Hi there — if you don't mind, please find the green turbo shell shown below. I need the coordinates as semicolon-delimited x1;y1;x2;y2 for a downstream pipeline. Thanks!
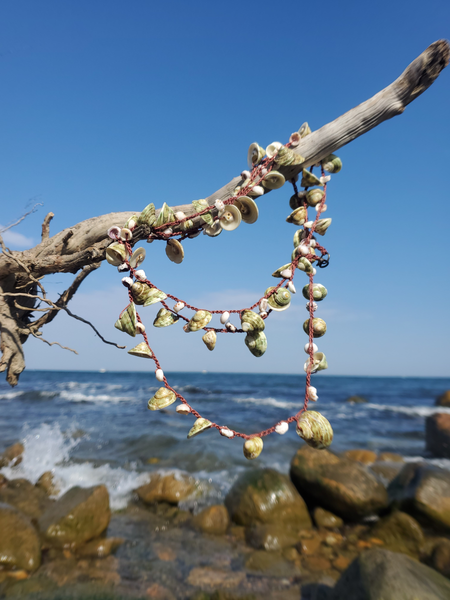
131;282;151;305
143;288;167;307
286;206;307;225
296;411;333;449
124;214;139;229
275;146;305;167
245;331;267;357
243;437;263;460
322;154;342;174
153;308;179;328
187;417;212;439
289;192;307;211
138;203;156;226
114;303;137;337
302;284;328;302
154;203;175;228
272;264;292;278
247;143;265;168
262;171;285;190
148;387;177;411
306;189;325;207
294;257;313;274
303;318;327;338
241;310;265;333
233;196;259;224
299;122;311;137
301;169;323;188
315;218;332;236
105;242;129;266
293;230;307;247
128;342;153;359
265;287;291;312
186;310;212;332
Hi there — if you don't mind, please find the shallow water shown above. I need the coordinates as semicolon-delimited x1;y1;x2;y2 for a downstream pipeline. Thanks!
1;370;449;509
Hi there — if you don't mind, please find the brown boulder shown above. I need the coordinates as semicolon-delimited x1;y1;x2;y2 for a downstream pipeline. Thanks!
38;485;111;548
426;413;450;458
0;442;24;467
436;390;450;407
36;471;60;497
192;504;229;535
370;461;404;484
75;537;124;558
225;468;312;529
378;452;404;463
431;539;450;578
388;462;450;531
136;473;196;505
0;502;41;572
313;507;343;529
0;478;51;519
290;446;388;521
369;511;424;558
343;449;377;465
245;523;300;551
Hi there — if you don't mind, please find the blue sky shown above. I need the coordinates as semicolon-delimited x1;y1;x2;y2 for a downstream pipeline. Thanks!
1;1;449;377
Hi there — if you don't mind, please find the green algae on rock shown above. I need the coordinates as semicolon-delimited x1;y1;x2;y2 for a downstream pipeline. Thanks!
0;502;41;572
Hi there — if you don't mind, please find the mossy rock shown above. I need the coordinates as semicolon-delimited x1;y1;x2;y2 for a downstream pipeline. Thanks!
136;473;196;505
192;505;230;535
0;478;51;520
369;511;424;558
0;502;41;572
245;523;300;551
436;390;450;407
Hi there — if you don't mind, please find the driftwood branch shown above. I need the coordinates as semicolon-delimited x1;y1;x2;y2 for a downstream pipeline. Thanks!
0;40;448;386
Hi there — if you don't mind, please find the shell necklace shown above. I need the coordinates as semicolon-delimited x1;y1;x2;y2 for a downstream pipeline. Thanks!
105;130;340;460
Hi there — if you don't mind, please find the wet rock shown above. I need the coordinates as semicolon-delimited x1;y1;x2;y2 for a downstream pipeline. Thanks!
332;548;450;600
369;511;424;557
245;550;301;578
38;485;111;548
344;395;367;404
290;446;388;521
343;449;377;465
0;473;7;487
369;461;403;484
426;413;450;458
436;390;450;407
0;442;24;467
298;535;321;555
0;502;41;572
187;567;246;588
75;537;124;558
388;462;450;531
36;471;60;497
0;478;51;519
245;523;300;551
333;555;351;572
303;555;332;572
192;505;230;535
136;473;196;505
431;539;450;578
378;452;404;463
146;582;176;599
314;507;343;529
225;468;312;529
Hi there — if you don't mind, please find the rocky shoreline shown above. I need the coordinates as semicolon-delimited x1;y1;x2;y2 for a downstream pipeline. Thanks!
1;391;450;599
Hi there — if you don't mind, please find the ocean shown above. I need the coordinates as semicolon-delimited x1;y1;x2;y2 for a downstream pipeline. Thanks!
1;371;449;511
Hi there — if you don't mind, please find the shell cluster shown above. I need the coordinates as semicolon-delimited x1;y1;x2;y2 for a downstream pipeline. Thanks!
105;135;341;460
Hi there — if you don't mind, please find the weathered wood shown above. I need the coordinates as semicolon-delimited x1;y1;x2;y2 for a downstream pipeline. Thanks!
0;40;448;386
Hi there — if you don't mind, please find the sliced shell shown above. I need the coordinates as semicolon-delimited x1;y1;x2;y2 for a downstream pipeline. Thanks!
314;218;332;236
262;170;285;190
219;205;242;231
232;196;259;224
129;247;146;269
243;437;263;460
296;411;333;449
106;242;129;266
143;287;167;307
304;352;328;374
303;318;327;338
289;132;301;147
202;330;217;351
302;284;328;302
120;228;133;241
286;206;307;225
187;417;212;439
301;169;323;188
247;143;265;168
321;154;342;174
166;239;184;264
128;342;153;359
298;122;311;137
306;189;325;207
272;264;292;278
148;387;177;411
204;221;223;237
138;203;156;226
240;310;265;333
245;331;267;357
114;303;137;337
186;310;212;332
265;287;291;312
275;146;304;167
265;142;282;158
153;308;179;328
154;203;175;228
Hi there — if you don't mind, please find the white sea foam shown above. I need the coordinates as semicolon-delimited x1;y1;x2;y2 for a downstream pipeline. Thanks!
59;391;135;403
366;403;450;418
233;396;298;410
0;423;150;510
